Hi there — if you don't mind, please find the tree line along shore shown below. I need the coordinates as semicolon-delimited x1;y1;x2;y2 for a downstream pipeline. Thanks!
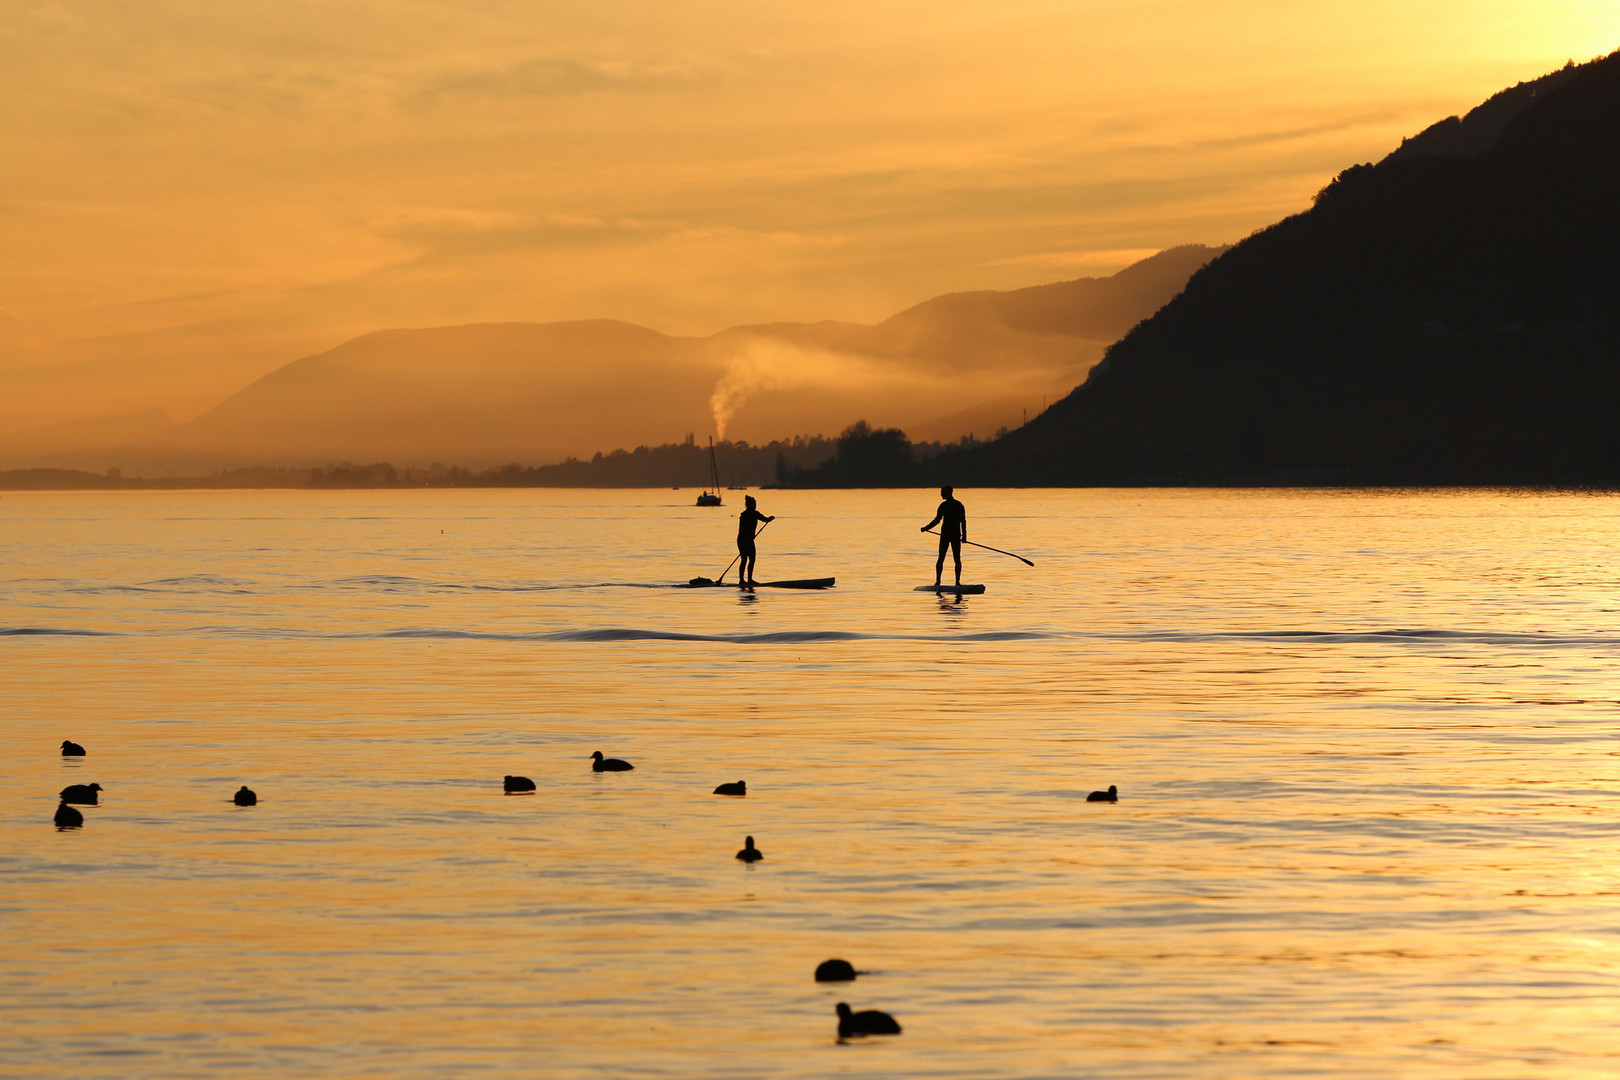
0;425;1008;491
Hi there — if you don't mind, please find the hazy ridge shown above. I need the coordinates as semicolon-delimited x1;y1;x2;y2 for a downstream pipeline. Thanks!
0;247;1222;476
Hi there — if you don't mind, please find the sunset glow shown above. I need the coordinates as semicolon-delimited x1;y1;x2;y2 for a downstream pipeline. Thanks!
7;6;1620;1071
1;1;1615;435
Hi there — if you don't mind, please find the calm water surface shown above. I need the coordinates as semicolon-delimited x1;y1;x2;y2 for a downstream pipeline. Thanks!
5;488;1620;1078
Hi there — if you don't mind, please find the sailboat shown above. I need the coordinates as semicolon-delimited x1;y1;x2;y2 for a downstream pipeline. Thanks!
696;438;723;506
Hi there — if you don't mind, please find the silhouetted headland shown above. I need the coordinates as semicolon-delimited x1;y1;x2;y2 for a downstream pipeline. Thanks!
942;50;1620;486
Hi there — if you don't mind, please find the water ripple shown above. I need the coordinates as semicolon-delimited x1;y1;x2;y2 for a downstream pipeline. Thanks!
0;626;115;636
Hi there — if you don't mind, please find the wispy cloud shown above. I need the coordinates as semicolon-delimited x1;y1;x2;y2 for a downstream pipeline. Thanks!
364;207;561;234
363;208;847;267
412;56;700;106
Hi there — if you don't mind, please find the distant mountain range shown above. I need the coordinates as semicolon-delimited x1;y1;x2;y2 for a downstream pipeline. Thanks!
957;50;1620;485
0;246;1223;475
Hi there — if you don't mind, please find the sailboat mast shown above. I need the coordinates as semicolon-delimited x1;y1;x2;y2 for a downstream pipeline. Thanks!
695;437;723;505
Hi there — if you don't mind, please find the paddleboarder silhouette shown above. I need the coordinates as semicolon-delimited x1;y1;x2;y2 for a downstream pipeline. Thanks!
921;486;966;587
737;496;775;586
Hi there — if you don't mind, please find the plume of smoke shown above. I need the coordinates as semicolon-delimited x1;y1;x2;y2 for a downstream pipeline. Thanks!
709;337;883;438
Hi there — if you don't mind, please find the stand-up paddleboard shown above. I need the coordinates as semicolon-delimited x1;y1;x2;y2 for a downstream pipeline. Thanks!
681;577;836;589
916;583;985;594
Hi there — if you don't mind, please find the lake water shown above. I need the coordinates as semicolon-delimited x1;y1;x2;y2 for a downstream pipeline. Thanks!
5;487;1620;1078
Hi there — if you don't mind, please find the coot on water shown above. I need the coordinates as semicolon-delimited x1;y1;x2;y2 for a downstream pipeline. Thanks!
590;751;634;772
836;1002;901;1038
815;959;857;982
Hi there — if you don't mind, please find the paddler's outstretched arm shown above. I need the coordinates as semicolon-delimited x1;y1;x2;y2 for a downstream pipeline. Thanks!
920;508;943;532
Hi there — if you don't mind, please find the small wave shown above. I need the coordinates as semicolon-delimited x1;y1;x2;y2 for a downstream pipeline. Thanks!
1126;628;1620;648
325;575;425;588
1;627;115;637
69;574;258;595
376;626;1054;644
9;618;1616;650
79;584;254;596
318;575;668;593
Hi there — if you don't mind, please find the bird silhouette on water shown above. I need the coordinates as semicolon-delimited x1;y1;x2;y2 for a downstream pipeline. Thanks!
713;781;746;796
736;836;763;862
836;1002;901;1038
60;783;102;805
60;740;86;757
54;802;83;828
1086;785;1118;803
234;786;258;806
504;775;536;792
591;751;634;772
815;959;857;982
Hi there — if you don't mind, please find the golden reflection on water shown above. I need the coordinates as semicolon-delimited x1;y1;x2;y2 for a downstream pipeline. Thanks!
6;489;1620;1077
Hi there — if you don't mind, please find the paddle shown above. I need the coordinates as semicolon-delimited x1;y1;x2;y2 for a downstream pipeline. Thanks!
924;528;1034;567
689;519;773;585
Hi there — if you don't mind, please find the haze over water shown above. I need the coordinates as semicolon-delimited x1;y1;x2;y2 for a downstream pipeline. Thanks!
6;487;1620;1078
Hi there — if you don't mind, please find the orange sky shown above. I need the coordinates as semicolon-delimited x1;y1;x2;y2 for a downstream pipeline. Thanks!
1;0;1615;435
